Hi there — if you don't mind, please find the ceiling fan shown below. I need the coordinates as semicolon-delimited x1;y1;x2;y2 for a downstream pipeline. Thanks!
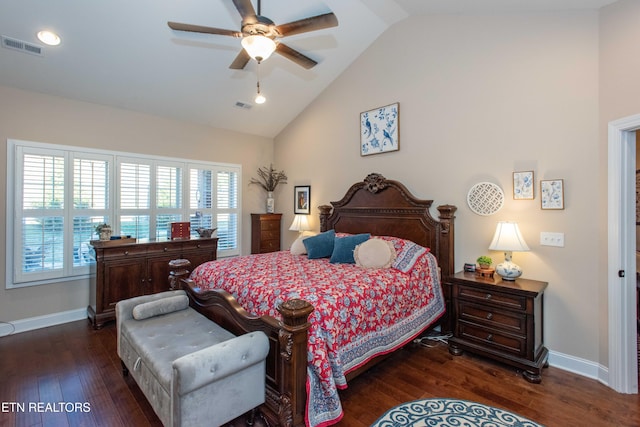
168;0;339;70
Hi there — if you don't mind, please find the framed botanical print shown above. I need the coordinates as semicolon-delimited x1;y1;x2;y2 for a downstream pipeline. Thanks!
541;179;564;210
294;185;311;215
513;171;534;200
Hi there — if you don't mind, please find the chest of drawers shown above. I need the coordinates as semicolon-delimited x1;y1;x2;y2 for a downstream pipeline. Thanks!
88;237;218;329
447;271;548;383
251;213;282;254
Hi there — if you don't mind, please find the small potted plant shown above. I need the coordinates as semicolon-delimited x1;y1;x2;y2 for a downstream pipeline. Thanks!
476;255;492;270
95;223;112;241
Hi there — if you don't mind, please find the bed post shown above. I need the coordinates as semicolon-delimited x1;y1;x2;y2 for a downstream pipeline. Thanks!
318;205;332;232
436;204;457;280
275;300;314;427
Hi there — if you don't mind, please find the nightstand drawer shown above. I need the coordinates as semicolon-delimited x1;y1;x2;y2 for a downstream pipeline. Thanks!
458;301;526;334
458;285;527;312
458;321;526;357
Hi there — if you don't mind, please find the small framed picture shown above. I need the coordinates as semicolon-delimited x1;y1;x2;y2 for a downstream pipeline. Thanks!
360;102;399;156
294;185;311;215
513;171;534;200
541;179;564;210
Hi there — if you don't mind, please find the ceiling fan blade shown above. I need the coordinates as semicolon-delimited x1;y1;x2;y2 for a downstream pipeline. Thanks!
276;43;317;69
168;21;241;37
232;0;257;20
276;12;338;37
229;49;251;70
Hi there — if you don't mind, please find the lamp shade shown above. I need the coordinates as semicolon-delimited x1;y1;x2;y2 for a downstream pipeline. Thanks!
289;215;311;233
488;221;529;281
488;221;530;252
241;35;276;62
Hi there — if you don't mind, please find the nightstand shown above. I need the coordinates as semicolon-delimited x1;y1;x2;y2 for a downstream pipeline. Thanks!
447;271;548;383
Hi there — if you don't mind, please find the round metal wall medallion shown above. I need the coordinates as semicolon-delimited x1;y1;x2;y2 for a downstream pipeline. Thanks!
467;182;505;216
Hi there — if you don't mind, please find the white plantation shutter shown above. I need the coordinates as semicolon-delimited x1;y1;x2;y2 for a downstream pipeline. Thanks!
155;164;183;239
8;140;241;288
216;170;239;253
17;150;66;282
119;161;151;239
188;166;240;256
72;156;111;269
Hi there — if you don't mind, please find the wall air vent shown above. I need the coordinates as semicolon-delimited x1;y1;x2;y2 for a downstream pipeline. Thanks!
1;35;43;56
234;101;253;110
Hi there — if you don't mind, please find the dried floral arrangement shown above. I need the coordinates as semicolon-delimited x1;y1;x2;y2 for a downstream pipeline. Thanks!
249;164;288;192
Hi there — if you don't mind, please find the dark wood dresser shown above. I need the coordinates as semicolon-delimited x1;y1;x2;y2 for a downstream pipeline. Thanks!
251;213;282;254
88;237;218;329
447;271;548;383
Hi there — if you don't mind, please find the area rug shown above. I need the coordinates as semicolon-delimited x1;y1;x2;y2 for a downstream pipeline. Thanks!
371;398;543;427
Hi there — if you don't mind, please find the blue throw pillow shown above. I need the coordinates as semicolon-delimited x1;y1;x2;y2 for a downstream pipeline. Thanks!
303;230;336;259
330;233;371;264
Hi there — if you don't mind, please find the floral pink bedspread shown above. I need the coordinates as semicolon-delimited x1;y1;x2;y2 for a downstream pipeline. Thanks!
189;237;445;427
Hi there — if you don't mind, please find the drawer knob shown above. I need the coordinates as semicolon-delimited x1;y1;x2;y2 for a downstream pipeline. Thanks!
486;313;493;320
486;334;493;341
164;247;168;252
485;293;492;300
197;244;201;248
124;251;129;256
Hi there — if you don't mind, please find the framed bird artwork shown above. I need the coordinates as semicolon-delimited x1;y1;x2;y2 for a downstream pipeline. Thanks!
360;102;399;156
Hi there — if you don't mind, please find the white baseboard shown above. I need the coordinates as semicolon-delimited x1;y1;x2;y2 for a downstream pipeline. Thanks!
548;349;607;384
0;308;87;337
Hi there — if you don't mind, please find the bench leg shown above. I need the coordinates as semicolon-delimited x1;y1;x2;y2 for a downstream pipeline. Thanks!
121;360;129;377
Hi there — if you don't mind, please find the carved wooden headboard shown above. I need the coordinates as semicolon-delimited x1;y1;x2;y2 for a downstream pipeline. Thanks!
318;173;457;279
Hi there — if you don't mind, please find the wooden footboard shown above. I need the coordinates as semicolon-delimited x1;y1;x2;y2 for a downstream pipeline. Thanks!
172;266;313;427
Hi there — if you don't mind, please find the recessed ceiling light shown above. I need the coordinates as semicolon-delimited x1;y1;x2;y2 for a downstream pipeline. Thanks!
36;30;61;46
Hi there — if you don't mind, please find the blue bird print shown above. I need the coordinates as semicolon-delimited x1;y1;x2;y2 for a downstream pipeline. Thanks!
382;127;395;147
362;116;372;138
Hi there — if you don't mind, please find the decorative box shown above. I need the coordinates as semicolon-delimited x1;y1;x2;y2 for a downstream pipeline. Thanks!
170;222;191;240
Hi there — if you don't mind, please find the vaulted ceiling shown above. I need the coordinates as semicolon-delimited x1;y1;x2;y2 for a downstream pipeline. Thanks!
0;0;616;138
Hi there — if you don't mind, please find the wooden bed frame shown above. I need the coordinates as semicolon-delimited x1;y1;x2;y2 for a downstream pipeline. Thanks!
169;173;456;427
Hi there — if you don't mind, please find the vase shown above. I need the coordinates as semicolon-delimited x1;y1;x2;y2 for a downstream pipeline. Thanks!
266;191;275;213
99;227;112;241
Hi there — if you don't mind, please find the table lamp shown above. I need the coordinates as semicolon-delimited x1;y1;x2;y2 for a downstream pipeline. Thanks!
289;214;311;236
488;221;530;281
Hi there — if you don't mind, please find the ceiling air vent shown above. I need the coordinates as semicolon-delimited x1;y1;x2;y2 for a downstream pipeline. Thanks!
1;35;43;56
234;101;253;110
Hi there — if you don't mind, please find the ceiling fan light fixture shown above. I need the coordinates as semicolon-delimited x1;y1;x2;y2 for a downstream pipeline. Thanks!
241;35;276;62
255;78;266;104
255;92;266;104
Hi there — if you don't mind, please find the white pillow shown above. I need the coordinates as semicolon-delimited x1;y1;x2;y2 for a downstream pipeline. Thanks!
290;232;318;256
354;238;397;269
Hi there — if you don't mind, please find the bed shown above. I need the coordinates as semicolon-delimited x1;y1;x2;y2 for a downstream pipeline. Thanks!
170;173;457;427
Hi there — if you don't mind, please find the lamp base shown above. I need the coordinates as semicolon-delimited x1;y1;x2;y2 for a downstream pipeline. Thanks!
495;260;522;281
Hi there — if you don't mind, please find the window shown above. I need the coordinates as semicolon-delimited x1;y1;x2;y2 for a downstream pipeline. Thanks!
7;139;241;288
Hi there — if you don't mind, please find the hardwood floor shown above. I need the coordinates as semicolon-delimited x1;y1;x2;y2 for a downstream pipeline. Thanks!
0;320;638;427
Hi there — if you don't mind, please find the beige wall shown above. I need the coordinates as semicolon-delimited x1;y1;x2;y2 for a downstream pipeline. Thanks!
599;0;640;367
275;12;601;362
0;85;273;323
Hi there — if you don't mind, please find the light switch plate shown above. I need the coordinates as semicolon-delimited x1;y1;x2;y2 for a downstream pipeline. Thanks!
540;232;564;247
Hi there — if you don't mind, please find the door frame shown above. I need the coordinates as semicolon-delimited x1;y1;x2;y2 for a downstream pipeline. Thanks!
607;113;638;393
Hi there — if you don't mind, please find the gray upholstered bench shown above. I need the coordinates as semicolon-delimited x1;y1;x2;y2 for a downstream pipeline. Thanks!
116;290;269;427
